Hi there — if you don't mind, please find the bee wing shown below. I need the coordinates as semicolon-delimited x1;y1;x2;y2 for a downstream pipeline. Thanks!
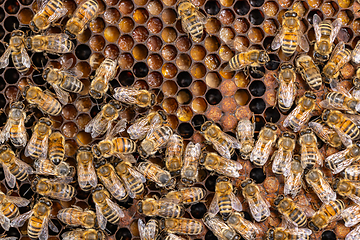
283;104;301;128
271;27;284;50
15;157;34;175
51;83;69;105
330;41;345;61
313;14;322;43
106;118;127;139
128;166;146;183
298;32;310;52
117;153;137;164
284;171;302;198
10;209;33;227
95;204;107;230
138;219;146;240
325;149;349;174
101;172;127;200
248;194;270;222
0;47;11;69
210;138;232;159
78;161;98;189
38;215;50;240
106;198;125;218
20;47;31;69
0;119;11;144
5;195;30;207
230;192;242;212
3;164;16;188
16;117;27;147
219;159;242;177
209;193;220;215
48;7;68;23
48;219;59;233
0;210;10;231
195;8;207;24
330;18;342;43
85;112;103;138
333;127;353;147
281;82;296;108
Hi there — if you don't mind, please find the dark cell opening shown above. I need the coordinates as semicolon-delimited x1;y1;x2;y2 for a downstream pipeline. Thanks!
234;0;250;16
32;52;48;68
249;10;264;25
119;71;135;86
263;36;275;52
5;228;19;238
191;203;207;219
307;10;323;24
254;116;265;131
250;66;265;78
177;71;192;87
32;70;46;85
205;228;218;240
206;89;222;105
76;186;89;200
178;122;194;138
250;168;266;183
205;175;217;192
205;1;220;15
5;68;19;84
0;77;5;91
249;0;264;7
116;228;132;240
249;81;266;97
192;114;207;130
19;0;32;5
133;62;149;78
110;79;121;89
75;44;92;60
0;8;5;21
265;107;280;123
249;98;266;114
19;183;34;199
105;222;119;236
321;230;336;240
5;0;20;14
0;25;5;40
90;106;101;118
266;54;280;70
4;17;19;32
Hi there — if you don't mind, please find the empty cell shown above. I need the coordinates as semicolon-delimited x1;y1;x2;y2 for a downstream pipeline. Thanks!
234;0;250;15
264;107;280;123
133;62;149;78
4;16;19;31
75;44;91;60
191;203;207;219
178;122;194;138
249;81;266;97
249;98;266;114
205;89;222;105
250;168;266;183
249;9;264;25
5;68;20;84
119;71;135;86
322;230;336;240
32;52;48;68
5;0;20;14
177;71;192;87
205;0;220;15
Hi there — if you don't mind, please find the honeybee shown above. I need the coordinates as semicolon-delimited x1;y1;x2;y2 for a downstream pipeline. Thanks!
209;177;242;220
241;178;270;222
223;49;270;73
76;146;98;191
271;9;309;55
25;34;74;54
0;102;27;147
61;229;106;240
226;212;261;240
161;218;204;235
334;178;360;204
323;42;351;84
164;234;187;240
271;132;296;175
236;117;255;159
325;143;360;174
85;100;122;138
92;185;125;230
295;54;322;91
201;121;241;159
283;91;316;132
165;134;184;175
89;58;117;99
57;206;96;228
313;14;342;62
0;30;30;74
305;168;336;204
127;111;168;140
200;152;243;178
137;161;176;188
30;0;68;32
0;144;33;188
308;199;345;232
352;40;360;64
138;125;173;158
32;177;76;201
165;187;206;204
65;0;99;38
275;63;297;113
0;190;30;231
321;91;360;115
308;119;342;149
177;0;206;43
352;68;360;100
299;128;322;169
138;219;159;240
341;204;360;227
137;197;184;218
25;117;52;159
10;198;59;240
250;123;279;167
115;160;146;199
22;86;62;116
34;158;75;180
48;132;65;165
265;227;312;240
202;213;240;240
181;142;201;185
95;160;127;201
283;156;303;198
343;165;360;181
113;87;156;108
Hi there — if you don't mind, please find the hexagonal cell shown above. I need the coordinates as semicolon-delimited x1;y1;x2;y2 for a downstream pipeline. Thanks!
234;0;250;16
192;98;207;113
178;122;194;138
162;81;178;96
250;168;266;183
162;63;178;79
205;54;220;70
338;0;351;8
249;98;266;114
119;0;134;14
190;45;206;61
338;10;354;26
321;1;338;17
263;19;278;35
264;107;280;123
338;27;354;43
5;0;20;14
266;54;280;70
75;44;91;60
205;0;220;15
177;71;193;88
176;53;192;70
104;8;121;24
147;17;163;34
250;66;265;79
249;81;266;97
248;27;264;44
205;89;222;105
254;115;265;131
263;1;278;17
133;44;148;60
5;68;20;84
219;27;235;44
234;89;250;106
147;0;163;15
176;89;193;105
162;45;177;61
249;9;264;25
133;62;149;78
119;71;135;86
119;17;135;33
161;27;177;43
147;71;163;87
191;203;207;219
177;106;193;122
4;16;19;32
116;228;131;240
162;97;178;113
147;36;163;52
322;230;336;240
191;63;207;79
133;8;149;24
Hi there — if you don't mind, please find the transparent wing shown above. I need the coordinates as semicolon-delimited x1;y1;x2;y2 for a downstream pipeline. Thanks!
1;237;18;240
85;112;103;138
248;194;270;222
128;166;146;183
95;203;107;230
100;172;127;200
298;33;310;52
283;104;301;128
325;149;350;174
330;41;345;62
5;195;30;207
215;158;242;177
38;215;49;240
330;19;342;43
106;198;125;218
106;118;127;139
0;120;11;144
0;210;10;231
271;28;283;50
15;117;27;147
20;47;31;69
10;210;33;227
0;48;11;69
138;219;146;240
230;192;242;212
40;134;49;159
313;14;321;43
14;157;34;174
145;220;159;240
48;219;59;233
209;193;220;215
195;9;207;24
48;7;68;23
333;127;353;147
51;83;69;105
3;164;16;188
117;153;137;164
210;138;232;159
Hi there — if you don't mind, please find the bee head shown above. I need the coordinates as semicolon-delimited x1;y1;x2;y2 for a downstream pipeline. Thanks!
158;110;168;121
314;50;329;62
300;128;312;136
150;92;156;106
39;117;53;127
199;153;207;164
322;109;330;122
79;145;92;152
354;77;360;89
280;63;293;70
89;89;102;99
181;177;194;185
42;67;52;80
217;176;229;183
92;145;102;158
92;184;104;194
266;228;275;240
274;195;285;206
265;123;278;131
305;91;316;100
241;178;253;188
0;145;8;154
22;86;30;98
258;51;270;64
39;197;52;207
137;145;148;158
333;178;341;191
284;11;297;18
64;30;76;39
136;200;144;213
109;100;122;110
10;101;25;110
29;21;40;33
201;121;213;132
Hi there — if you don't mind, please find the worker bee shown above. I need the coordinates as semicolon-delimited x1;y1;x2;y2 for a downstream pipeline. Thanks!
334;178;360;204
274;63;297;113
283;91;317;132
226;212;261;240
48;132;65;165
61;229;106;240
113;87;156;108
137;197;184;218
92;184;125;230
250;123;279;167
137;161;176;188
10;198;59;240
165;187;206;205
325;143;360;174
65;0;99;38
271;132;296;175
241;178;270;222
115;160;146;199
25;117;52;159
177;0;206;43
95;160;127;201
223;49;270;73
0;102;27;147
161;218;204;235
236;117;255;159
341;204;360;227
201;121;241;159
22;85;62;116
209;176;242;220
321;91;360;115
181;142;201;185
309;119;342;149
76;146;98;191
313;14;342;62
127;111;168;140
283;156;303;198
165;134;184;175
57;206;96;228
203;213;240;240
138;125;173;158
295;54;322;91
323;42;351;84
305;168;336;204
85;100;122;138
89;58;117;99
200;152;243;178
343;165;360;181
32;177;76;201
265;227;312;240
271;9;309;55
308;199;345;232
0;144;33;188
34;158;75;180
299;128;322;169
30;0;68;32
138;219;160;240
25;34;74;54
352;40;360;64
322;109;360;147
0;30;30;74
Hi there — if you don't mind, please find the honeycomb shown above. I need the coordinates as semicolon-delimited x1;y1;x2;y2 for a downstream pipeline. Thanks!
0;0;360;238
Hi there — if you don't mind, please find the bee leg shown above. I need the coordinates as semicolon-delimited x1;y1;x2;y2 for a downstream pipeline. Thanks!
25;112;35;123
